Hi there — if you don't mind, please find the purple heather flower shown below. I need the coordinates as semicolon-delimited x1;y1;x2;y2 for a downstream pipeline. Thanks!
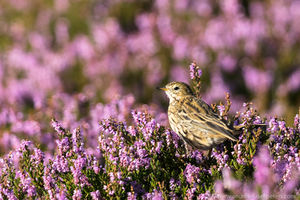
63;99;77;126
285;69;300;92
197;69;202;78
53;155;69;173
278;121;287;132
109;172;115;182
72;128;84;154
56;189;68;200
0;108;17;126
73;36;94;60
222;168;241;191
155;141;163;154
186;184;197;200
142;119;158;141
0;132;20;152
189;62;202;80
217;105;225;116
71;166;89;186
234;144;246;165
282;161;298;183
253;146;275;186
92;159;100;174
212;150;229;170
173;36;188;60
131;111;147;126
170;65;189;83
242;184;257;200
51;119;66;137
189;150;204;164
90;95;134;124
134;140;147;158
218;54;237;72
197;191;211;200
243;65;272;93
72;189;82;200
11;120;41;136
184;164;200;184
146;190;164;200
16;170;36;197
74;156;87;170
137;148;147;158
108;189;115;195
56;137;70;156
253;116;263;125
221;0;240;15
91;190;101;200
282;174;300;195
214;181;224;195
145;60;163;86
272;157;287;180
1;188;18;200
18;140;32;152
119;149;131;168
129;157;151;171
127;192;137;200
165;130;180;148
239;106;255;122
268;117;279;133
169;178;176;191
31;148;45;165
43;166;55;191
127;126;137;136
71;156;90;186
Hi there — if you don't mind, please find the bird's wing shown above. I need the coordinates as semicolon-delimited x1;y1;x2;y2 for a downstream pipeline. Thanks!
178;97;237;142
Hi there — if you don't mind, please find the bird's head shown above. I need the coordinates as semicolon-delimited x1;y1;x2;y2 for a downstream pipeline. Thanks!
159;82;194;101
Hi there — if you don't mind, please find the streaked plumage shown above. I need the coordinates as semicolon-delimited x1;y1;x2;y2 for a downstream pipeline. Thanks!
160;82;237;150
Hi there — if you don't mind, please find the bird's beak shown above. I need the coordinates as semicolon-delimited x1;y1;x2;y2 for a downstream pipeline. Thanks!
157;87;168;91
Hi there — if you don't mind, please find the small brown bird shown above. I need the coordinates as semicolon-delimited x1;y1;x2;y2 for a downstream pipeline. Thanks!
160;82;237;151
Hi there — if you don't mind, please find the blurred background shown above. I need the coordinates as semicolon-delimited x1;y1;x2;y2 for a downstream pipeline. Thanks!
0;0;299;154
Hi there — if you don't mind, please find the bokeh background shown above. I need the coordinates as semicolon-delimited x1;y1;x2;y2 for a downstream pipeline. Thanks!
0;0;299;155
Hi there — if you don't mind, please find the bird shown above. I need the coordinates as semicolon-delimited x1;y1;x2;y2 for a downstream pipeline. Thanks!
159;81;237;151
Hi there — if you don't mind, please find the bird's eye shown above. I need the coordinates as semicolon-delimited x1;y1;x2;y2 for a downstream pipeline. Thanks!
174;86;179;90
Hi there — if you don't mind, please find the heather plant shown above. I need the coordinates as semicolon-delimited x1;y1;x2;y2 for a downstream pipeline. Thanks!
1;92;299;199
0;0;300;199
0;0;299;122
